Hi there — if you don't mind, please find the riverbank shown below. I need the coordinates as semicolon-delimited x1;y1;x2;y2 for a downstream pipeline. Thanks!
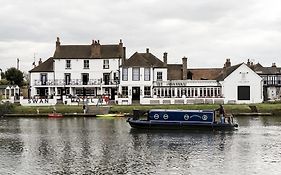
1;103;281;116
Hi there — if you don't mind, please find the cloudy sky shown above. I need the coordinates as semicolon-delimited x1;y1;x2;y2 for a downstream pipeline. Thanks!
1;0;281;72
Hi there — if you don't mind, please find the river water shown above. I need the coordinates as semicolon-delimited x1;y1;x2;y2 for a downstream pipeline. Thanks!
0;116;281;175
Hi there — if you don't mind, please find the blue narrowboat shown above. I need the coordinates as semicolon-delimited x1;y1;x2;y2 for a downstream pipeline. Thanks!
127;109;238;130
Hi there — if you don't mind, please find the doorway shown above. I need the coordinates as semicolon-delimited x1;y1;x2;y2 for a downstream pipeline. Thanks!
132;87;140;101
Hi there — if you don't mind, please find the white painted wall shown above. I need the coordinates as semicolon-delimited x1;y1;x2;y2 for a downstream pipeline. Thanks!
119;67;168;99
54;58;120;80
222;64;263;104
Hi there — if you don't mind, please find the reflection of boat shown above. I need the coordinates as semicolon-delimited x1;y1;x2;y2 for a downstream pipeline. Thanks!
127;109;238;130
96;113;125;118
96;114;117;118
48;113;63;118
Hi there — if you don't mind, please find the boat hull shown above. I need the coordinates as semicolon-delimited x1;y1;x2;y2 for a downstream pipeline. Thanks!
127;118;238;131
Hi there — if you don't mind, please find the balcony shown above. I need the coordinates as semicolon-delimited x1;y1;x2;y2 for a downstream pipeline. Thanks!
33;79;119;86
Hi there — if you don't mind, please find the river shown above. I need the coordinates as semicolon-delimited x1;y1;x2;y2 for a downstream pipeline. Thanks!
0;116;281;175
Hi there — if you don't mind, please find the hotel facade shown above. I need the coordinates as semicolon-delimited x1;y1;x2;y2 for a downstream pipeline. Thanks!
27;38;281;106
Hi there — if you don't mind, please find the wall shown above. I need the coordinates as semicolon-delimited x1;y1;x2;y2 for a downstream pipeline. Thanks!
54;58;120;80
222;64;263;104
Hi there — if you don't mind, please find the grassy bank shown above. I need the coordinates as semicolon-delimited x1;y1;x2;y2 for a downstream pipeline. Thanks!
2;103;280;116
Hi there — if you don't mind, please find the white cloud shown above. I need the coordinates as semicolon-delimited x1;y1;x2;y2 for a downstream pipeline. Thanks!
0;0;281;72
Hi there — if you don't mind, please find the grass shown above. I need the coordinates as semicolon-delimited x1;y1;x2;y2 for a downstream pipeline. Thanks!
6;103;281;116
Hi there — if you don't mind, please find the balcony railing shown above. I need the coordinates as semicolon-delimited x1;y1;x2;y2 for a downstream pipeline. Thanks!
153;80;220;87
34;79;119;86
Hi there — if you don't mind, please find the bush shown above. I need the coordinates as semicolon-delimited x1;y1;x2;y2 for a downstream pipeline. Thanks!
0;103;15;116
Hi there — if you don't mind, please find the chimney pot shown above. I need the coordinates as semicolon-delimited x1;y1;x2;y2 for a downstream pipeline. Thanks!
272;63;276;67
56;37;60;48
146;48;149;53
163;52;168;64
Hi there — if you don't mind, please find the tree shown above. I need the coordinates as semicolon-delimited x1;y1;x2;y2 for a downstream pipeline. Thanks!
5;67;24;86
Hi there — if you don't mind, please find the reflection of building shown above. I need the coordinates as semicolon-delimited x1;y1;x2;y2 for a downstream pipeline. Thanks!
249;61;281;101
29;37;125;102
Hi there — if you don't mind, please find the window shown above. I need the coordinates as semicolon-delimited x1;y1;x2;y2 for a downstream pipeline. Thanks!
277;75;281;85
157;72;162;81
66;60;71;69
122;68;128;81
84;60;89;69
65;73;71;85
103;60;109;69
144;68;150;81
40;73;47;85
238;86;250;100
144;86;151;96
122;86;128;96
132;67;140;81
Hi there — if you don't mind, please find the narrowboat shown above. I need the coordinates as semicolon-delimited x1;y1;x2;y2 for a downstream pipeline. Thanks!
127;109;238;130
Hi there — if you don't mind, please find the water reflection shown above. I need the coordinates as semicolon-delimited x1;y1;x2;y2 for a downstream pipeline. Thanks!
0;116;280;175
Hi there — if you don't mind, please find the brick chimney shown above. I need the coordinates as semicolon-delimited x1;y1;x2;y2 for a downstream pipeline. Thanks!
146;48;149;53
163;52;167;65
91;39;101;58
182;57;188;80
38;58;42;65
118;39;126;64
56;37;60;48
224;59;231;68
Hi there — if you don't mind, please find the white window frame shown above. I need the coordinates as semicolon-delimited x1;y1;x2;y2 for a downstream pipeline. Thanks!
144;68;150;81
66;60;71;69
122;68;128;81
103;60;109;69
84;60;89;69
132;67;140;81
157;72;162;81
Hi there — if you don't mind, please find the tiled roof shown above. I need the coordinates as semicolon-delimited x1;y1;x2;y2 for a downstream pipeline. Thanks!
251;63;281;74
189;68;223;80
54;45;91;58
53;44;122;59
167;64;223;80
167;64;182;80
216;63;243;81
29;57;54;72
122;52;166;67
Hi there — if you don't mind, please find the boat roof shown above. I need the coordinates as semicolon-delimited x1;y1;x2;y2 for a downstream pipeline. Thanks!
149;109;214;113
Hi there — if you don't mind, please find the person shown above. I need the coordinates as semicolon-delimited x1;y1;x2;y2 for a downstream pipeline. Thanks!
53;106;56;113
216;104;225;124
83;105;86;114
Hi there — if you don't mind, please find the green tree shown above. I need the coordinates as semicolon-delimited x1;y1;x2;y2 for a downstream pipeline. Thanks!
5;67;24;86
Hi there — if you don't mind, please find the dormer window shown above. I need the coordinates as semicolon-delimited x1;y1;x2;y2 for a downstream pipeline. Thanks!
66;60;71;69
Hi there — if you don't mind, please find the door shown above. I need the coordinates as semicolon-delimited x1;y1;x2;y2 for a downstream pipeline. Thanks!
132;87;140;101
103;73;110;85
82;73;89;85
65;73;71;85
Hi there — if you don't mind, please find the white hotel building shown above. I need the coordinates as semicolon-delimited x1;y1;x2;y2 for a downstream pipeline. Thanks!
29;38;125;104
28;38;263;105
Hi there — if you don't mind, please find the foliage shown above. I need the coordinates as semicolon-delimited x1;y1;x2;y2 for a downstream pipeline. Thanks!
0;103;15;116
5;67;24;86
0;79;9;85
